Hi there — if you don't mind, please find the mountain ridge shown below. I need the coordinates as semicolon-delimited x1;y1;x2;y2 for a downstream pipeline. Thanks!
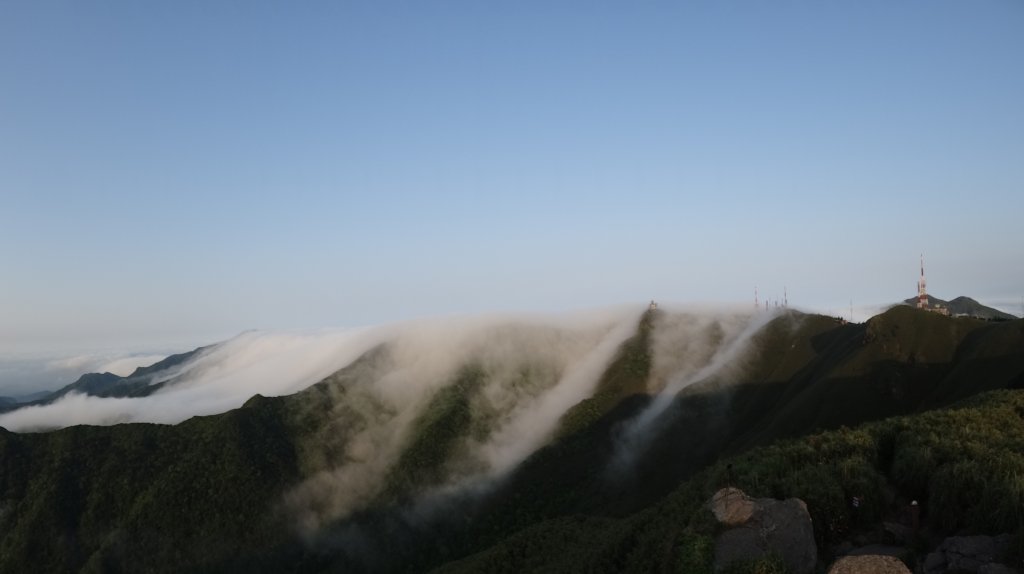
899;294;1017;320
0;346;210;415
0;307;1022;572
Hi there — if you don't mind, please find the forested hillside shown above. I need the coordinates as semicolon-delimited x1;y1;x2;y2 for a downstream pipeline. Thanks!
1;307;1021;573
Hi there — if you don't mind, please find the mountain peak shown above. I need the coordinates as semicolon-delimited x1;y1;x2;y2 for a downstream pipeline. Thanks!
899;294;1017;320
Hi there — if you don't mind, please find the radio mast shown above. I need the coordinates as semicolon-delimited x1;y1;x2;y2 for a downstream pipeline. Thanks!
917;254;928;309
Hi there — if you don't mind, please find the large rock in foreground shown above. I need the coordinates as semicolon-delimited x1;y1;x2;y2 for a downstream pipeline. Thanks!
708;487;817;574
923;534;1019;574
828;555;911;574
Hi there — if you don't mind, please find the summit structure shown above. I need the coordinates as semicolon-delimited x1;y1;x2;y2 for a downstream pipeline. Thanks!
913;255;950;316
900;255;1016;320
917;255;928;309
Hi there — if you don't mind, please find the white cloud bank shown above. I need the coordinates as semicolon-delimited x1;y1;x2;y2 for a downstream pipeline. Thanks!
0;304;780;534
0;307;645;434
0;328;389;431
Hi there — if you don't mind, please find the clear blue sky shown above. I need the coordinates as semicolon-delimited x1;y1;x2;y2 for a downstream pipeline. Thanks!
2;1;1023;352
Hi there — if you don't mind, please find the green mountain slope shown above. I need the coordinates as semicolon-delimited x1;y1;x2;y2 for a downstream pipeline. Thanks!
437;388;1024;574
285;308;1024;573
0;396;301;573
0;309;1022;573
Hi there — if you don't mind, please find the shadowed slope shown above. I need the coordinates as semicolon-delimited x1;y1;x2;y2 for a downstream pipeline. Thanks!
436;389;1024;574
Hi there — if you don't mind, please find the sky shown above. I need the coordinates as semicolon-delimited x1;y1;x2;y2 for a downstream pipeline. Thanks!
2;1;1023;366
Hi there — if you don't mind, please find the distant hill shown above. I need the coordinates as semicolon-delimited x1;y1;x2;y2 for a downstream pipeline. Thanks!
900;294;1017;320
0;391;52;407
0;346;210;415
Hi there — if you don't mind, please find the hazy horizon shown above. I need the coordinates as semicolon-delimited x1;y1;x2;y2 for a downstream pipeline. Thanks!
1;294;1019;398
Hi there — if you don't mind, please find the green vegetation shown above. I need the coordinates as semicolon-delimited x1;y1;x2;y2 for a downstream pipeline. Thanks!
556;310;654;438
383;365;486;498
0;398;302;573
437;389;1024;574
0;310;1021;573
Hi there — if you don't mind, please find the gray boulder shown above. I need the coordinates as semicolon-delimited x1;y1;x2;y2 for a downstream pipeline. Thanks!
923;534;1019;574
708;487;817;574
828;554;911;574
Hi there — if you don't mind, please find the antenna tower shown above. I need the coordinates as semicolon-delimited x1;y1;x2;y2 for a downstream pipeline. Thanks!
917;254;928;309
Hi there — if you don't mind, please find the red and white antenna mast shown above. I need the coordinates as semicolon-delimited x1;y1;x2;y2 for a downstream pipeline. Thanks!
917;254;928;309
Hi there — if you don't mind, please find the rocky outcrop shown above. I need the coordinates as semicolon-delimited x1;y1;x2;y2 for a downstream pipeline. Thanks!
828;554;911;574
923;534;1019;574
708;487;817;574
710;487;756;526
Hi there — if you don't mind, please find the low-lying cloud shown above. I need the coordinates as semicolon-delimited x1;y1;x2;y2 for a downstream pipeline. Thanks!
0;304;786;539
281;306;641;534
0;307;641;438
0;328;390;431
